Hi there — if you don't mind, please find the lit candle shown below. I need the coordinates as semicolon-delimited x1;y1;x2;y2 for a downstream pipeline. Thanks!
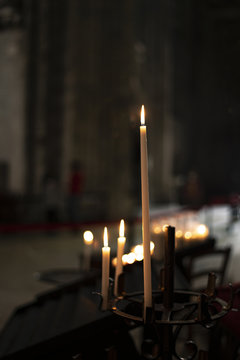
114;219;126;296
83;230;93;271
140;105;152;315
196;224;209;240
101;227;110;310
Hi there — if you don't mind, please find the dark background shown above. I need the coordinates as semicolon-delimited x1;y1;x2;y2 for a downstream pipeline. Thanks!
0;0;240;224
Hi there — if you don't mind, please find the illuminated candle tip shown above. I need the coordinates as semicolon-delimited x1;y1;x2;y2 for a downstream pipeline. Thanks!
140;105;145;125
83;230;94;244
119;219;125;237
103;227;108;247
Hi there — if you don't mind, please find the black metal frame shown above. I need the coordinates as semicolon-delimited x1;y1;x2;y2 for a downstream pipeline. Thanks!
98;226;237;359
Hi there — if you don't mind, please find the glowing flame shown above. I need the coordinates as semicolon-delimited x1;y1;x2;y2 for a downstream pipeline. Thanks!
150;241;155;255
112;257;117;267
140;105;145;125
196;224;208;237
176;230;183;238
162;224;169;232
121;252;137;265
83;230;94;245
103;227;108;247
153;225;161;234
119;219;125;237
184;231;192;240
122;254;129;266
133;244;144;261
126;252;136;264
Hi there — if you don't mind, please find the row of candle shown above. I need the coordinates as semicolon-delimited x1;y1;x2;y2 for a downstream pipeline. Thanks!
82;105;152;314
83;106;209;317
83;221;147;308
102;106;152;314
101;220;126;309
82;219;208;275
83;224;126;306
152;220;209;241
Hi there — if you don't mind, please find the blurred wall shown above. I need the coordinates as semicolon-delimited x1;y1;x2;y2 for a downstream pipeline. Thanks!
2;0;239;222
0;30;25;193
23;0;177;221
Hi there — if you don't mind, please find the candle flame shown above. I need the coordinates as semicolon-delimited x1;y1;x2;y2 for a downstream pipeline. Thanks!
184;231;192;240
122;254;129;266
140;105;145;125
103;227;108;247
83;230;94;245
119;219;125;237
176;230;183;238
126;252;136;264
162;224;169;232
112;257;117;267
196;224;208;237
122;252;136;265
132;244;144;261
153;225;161;234
150;241;155;255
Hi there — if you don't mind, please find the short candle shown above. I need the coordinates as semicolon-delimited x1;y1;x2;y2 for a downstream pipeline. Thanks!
114;219;126;296
101;227;110;310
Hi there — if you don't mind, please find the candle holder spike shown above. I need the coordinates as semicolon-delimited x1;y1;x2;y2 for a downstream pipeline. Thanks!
116;272;125;297
159;268;165;291
205;272;216;297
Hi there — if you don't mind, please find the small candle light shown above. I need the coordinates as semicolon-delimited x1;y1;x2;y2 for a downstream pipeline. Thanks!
196;224;209;240
176;230;183;239
151;223;164;261
150;241;155;255
101;227;110;310
153;224;161;234
140;105;152;317
83;230;94;245
112;257;117;267
133;244;144;261
83;230;93;270
114;219;126;296
184;231;192;241
122;253;129;266
126;252;136;264
175;229;184;249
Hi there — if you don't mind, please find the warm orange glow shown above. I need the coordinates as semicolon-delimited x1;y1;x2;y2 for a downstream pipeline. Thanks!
153;225;161;234
150;241;155;255
83;230;94;245
176;230;183;238
132;244;144;261
119;219;125;237
196;224;209;237
112;257;117;267
103;227;108;247
162;224;169;232
126;252;136;264
122;254;129;266
140;105;145;125
184;231;192;240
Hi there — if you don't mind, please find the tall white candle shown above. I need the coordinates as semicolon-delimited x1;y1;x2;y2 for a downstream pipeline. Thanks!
140;105;152;315
114;219;126;296
101;227;110;310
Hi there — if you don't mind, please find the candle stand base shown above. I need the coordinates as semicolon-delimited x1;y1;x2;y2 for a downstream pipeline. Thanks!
111;288;232;326
97;226;239;359
96;278;236;359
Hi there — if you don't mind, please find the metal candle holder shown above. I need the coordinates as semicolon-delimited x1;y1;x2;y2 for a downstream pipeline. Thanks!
98;226;235;359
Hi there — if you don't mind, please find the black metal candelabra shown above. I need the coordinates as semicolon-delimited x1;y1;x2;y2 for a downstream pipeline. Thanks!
98;226;236;360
